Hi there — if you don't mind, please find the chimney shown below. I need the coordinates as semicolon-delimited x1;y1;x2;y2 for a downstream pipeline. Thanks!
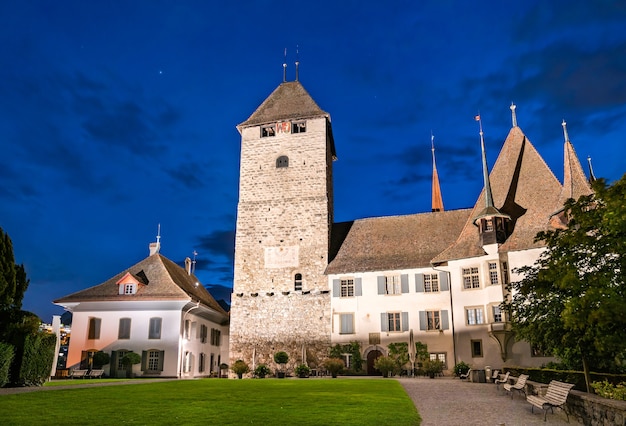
149;242;160;256
185;257;192;275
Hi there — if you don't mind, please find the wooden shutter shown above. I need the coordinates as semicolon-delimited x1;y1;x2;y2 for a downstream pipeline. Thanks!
340;314;353;334
401;312;409;331
332;279;340;297
415;274;425;292
439;272;449;291
141;351;147;371
419;311;427;330
380;313;388;332
401;274;409;293
377;276;386;294
158;351;165;371
441;310;449;330
355;278;362;296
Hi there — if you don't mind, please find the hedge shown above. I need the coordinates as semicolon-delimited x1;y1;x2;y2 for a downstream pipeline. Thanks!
16;332;57;386
503;367;626;391
0;342;15;387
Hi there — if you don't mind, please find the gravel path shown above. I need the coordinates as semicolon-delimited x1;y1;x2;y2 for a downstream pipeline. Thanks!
397;377;578;425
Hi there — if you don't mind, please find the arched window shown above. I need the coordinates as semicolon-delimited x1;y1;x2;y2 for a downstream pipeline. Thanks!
276;156;289;168
294;273;303;291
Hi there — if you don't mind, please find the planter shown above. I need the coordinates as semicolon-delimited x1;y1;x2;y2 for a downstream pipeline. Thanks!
298;373;309;378
277;372;285;379
237;373;243;379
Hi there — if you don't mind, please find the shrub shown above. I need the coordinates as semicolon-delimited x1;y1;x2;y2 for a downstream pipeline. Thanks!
92;351;110;369
0;342;14;387
591;380;626;401
323;358;345;378
374;356;398;377
423;359;444;377
453;361;470;377
295;364;311;377
121;352;141;367
274;351;289;365
17;332;56;386
254;363;270;378
231;360;250;378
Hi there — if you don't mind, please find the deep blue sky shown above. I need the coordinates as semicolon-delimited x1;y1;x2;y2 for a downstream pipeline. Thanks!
2;1;625;322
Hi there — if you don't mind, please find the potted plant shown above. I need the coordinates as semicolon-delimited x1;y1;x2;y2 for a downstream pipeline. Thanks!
231;360;250;379
373;355;397;377
295;364;311;378
423;359;444;378
274;351;289;378
254;363;271;379
323;357;345;378
121;352;141;378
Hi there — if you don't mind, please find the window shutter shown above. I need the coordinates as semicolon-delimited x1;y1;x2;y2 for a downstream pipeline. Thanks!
380;313;388;332
439;272;449;291
419;311;427;330
415;274;425;292
401;274;409;293
441;310;449;330
141;351;147;371
401;312;409;331
158;351;165;371
94;318;101;339
377;276;386;294
332;279;340;297
340;314;354;334
355;278;362;296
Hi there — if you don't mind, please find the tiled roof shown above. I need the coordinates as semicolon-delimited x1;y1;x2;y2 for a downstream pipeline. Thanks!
54;254;228;316
325;209;471;274
237;81;329;129
558;140;593;207
433;126;563;263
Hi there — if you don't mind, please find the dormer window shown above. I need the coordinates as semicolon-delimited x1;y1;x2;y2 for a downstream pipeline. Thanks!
276;156;289;168
124;283;136;295
116;271;145;295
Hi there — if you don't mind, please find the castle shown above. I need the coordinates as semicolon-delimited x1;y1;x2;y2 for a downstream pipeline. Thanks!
228;71;593;375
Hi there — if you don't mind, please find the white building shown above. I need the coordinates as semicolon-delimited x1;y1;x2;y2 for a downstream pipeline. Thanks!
55;243;229;378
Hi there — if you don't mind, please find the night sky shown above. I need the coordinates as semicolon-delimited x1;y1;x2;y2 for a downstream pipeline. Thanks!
2;1;625;322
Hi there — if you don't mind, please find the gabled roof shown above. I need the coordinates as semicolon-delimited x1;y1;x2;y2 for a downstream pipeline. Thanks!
237;81;329;130
433;126;563;263
326;209;471;274
54;254;227;316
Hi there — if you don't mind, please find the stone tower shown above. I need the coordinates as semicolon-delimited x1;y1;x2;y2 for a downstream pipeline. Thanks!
229;79;336;371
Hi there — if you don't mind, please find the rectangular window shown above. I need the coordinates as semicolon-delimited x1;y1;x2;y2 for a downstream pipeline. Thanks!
200;324;208;344
211;328;221;346
385;275;401;295
199;353;206;373
388;312;401;332
124;283;135;294
492;306;503;323
340;279;355;297
339;313;354;334
261;125;275;137
116;351;128;370
489;262;499;285
148;350;161;370
462;267;480;289
424;274;439;292
471;340;483;357
118;318;131;339
149;317;162;339
429;353;447;369
426;311;441;330
466;307;484;325
88;317;101;340
291;121;306;134
485;219;494;231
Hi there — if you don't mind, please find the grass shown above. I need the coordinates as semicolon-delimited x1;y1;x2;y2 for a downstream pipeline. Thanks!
1;378;420;425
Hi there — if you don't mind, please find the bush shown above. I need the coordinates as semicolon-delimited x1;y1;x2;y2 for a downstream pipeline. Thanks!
17;332;56;386
0;342;14;387
231;360;250;378
453;361;470;377
274;351;289;365
591;380;626;401
121;352;141;367
374;356;397;377
423;359;444;377
254;363;270;378
295;364;311;377
323;358;345;378
92;351;110;369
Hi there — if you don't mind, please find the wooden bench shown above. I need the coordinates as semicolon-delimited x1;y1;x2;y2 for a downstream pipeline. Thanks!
69;369;88;379
503;374;529;399
88;369;104;378
527;380;575;422
494;371;510;391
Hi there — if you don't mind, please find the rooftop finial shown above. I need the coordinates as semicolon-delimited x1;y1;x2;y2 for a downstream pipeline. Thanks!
149;223;161;256
295;45;300;82
192;250;198;274
587;156;596;183
562;119;569;143
283;48;287;82
510;102;517;127
431;132;444;212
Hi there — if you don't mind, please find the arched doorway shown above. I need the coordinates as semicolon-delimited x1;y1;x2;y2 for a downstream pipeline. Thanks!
367;349;383;375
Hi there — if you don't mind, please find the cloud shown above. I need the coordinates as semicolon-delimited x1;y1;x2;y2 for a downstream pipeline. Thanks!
195;229;235;264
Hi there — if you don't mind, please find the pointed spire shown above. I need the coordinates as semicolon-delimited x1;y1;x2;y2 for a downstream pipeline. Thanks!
477;115;495;209
295;45;300;82
587;156;596;183
149;224;161;255
282;48;287;82
562;119;569;142
431;132;444;212
510;102;517;127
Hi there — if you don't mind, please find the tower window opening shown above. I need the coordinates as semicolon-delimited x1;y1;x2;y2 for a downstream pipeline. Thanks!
276;156;289;168
294;273;303;291
292;121;306;134
261;125;276;138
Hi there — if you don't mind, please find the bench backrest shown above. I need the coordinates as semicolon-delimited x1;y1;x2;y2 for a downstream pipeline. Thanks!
515;374;529;387
544;380;575;404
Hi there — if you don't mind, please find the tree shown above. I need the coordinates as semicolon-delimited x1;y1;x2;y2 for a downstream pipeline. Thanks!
505;175;626;393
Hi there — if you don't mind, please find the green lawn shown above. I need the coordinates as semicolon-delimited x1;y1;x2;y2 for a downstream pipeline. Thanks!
1;378;420;425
